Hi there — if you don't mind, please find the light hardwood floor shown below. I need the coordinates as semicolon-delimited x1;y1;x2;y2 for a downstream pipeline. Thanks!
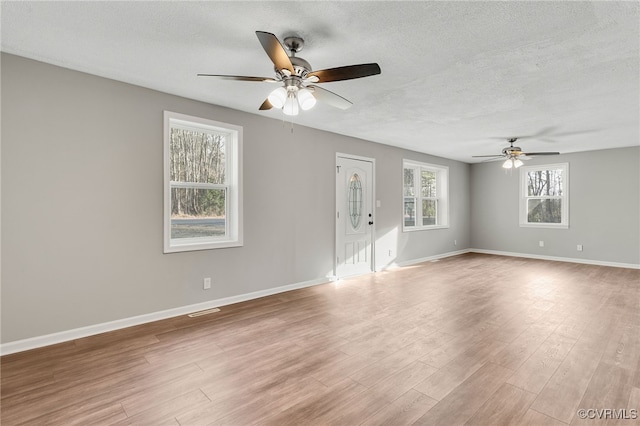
2;253;639;425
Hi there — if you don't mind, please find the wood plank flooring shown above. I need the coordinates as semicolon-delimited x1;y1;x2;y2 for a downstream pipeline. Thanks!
2;253;639;425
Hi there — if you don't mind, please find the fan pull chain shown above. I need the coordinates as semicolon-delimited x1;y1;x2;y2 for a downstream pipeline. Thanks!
278;109;295;134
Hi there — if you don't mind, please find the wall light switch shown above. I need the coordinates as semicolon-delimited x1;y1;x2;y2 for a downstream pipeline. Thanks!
539;241;544;247
203;277;211;290
577;244;583;251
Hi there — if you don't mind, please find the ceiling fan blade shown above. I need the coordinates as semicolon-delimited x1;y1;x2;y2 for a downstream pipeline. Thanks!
197;74;278;82
481;157;507;163
472;155;505;158
489;128;599;143
488;136;530;141
522;152;560;156
259;99;273;111
549;129;600;137
307;63;381;83
527;127;598;138
308;85;353;110
255;31;294;74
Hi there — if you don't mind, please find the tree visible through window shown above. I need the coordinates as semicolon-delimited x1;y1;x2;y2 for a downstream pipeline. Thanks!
403;160;449;230
164;111;242;252
170;127;227;238
403;168;416;226
421;170;437;225
520;163;568;228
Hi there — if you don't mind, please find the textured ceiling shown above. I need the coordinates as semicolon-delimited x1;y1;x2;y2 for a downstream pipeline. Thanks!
2;1;638;162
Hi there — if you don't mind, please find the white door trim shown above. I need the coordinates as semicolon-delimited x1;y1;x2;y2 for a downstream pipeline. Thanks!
335;153;376;277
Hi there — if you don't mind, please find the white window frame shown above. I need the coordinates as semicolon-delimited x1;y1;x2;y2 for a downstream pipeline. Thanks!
402;160;449;231
519;162;569;229
163;111;243;253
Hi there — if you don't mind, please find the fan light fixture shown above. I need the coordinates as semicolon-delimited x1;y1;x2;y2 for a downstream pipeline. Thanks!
283;90;299;116
502;158;524;169
268;86;317;116
267;87;287;108
297;88;316;110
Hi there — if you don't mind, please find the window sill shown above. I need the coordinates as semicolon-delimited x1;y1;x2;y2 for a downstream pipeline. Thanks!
164;240;243;253
519;223;569;229
403;225;450;232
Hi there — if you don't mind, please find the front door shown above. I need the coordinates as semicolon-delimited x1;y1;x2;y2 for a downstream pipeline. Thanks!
336;155;374;277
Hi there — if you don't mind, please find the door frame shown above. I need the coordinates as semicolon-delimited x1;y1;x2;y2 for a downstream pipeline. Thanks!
335;153;376;278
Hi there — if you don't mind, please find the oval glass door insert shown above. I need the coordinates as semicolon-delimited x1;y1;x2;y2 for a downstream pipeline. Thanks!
348;173;363;229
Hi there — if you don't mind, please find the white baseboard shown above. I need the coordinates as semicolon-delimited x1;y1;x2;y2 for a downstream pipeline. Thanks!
469;248;640;270
0;276;335;356
381;248;472;269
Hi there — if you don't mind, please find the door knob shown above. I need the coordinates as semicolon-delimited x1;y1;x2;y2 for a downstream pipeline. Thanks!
369;221;374;225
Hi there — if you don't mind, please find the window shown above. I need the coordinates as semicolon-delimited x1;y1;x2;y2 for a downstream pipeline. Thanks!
403;160;449;231
164;111;242;252
520;163;568;228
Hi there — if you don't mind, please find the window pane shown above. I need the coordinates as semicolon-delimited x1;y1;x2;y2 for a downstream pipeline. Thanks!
170;128;226;184
171;187;226;238
422;199;437;225
527;198;562;223
348;173;363;229
527;169;563;197
404;197;416;227
403;168;415;196
421;170;437;198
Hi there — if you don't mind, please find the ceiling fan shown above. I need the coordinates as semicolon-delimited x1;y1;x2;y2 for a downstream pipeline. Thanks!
473;138;560;169
198;31;381;116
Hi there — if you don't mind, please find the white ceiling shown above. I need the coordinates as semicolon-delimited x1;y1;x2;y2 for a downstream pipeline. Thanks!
2;1;638;163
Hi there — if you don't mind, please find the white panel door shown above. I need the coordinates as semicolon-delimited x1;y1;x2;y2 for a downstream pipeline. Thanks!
336;156;374;277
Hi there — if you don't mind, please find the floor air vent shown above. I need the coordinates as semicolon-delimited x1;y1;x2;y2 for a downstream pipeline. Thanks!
187;308;221;318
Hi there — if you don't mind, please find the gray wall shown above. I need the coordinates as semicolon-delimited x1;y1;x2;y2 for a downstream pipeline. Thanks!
1;54;470;343
470;147;640;265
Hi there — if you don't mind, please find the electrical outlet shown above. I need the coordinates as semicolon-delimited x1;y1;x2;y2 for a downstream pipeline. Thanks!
577;244;583;252
539;241;544;247
203;277;211;290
